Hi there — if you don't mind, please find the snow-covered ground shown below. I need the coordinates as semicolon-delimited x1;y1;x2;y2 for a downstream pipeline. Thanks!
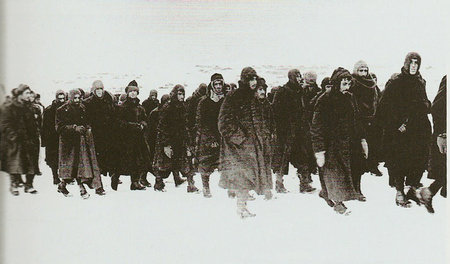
1;158;447;264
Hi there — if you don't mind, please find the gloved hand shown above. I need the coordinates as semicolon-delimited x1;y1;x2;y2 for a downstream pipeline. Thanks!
361;139;369;159
315;151;326;167
437;134;446;154
164;146;173;158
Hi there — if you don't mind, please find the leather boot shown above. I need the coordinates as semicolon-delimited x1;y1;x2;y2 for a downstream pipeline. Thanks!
187;175;199;193
275;173;288;193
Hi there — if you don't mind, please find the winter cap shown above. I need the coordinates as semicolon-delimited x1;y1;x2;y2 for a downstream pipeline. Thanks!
13;84;31;97
403;52;421;72
170;84;185;100
256;77;268;90
197;83;207;96
304;71;317;84
330;67;352;88
353;60;369;75
68;89;82;102
125;80;139;95
210;73;224;82
240;67;258;83
91;80;104;93
149;89;158;97
320;77;330;90
161;94;170;105
288;69;301;84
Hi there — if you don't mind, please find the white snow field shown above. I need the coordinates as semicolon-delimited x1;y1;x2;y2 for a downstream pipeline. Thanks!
1;159;448;264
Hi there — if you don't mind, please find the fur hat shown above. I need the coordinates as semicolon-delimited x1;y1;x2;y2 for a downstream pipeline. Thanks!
91;80;104;93
256;77;268;90
330;67;352;88
304;71;317;84
13;84;31;97
353;60;369;75
288;69;301;84
125;80;139;95
403;52;421;72
240;67;258;83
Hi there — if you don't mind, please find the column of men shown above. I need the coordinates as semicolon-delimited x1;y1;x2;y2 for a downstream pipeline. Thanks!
0;52;446;217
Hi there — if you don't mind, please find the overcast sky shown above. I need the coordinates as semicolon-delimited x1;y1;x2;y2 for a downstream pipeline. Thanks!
1;0;448;98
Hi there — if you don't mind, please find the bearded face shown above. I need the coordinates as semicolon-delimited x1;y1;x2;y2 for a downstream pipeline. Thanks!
212;80;224;95
95;88;104;98
339;78;352;93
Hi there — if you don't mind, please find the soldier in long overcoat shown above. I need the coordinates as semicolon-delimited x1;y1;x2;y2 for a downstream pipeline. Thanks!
0;84;40;195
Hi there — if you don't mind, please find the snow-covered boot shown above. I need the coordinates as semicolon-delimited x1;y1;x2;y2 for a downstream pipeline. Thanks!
275;173;288;193
139;173;152;188
237;199;255;218
395;191;411;208
24;175;38;194
80;189;90;199
187;175;199;193
319;190;335;207
334;202;349;215
9;175;19;196
406;186;421;206
299;172;316;193
201;175;212;198
130;182;146;190
95;188;106;196
57;182;71;197
419;187;434;214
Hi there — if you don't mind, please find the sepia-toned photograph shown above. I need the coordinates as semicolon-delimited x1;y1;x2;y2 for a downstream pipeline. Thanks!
0;0;448;263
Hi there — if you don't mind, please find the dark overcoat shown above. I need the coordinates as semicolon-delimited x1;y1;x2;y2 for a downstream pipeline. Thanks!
42;100;64;169
311;90;365;202
55;102;102;187
0;99;40;175
195;95;224;175
376;68;432;173
218;84;274;195
153;98;192;174
115;98;152;175
83;93;118;174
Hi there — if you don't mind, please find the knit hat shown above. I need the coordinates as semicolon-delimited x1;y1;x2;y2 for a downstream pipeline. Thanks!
353;60;369;75
403;52;421;72
330;67;352;88
125;80;139;95
288;69;301;84
304;71;317;84
68;89;82;102
240;67;258;83
13;84;31;97
256;77;268;91
91;80;104;93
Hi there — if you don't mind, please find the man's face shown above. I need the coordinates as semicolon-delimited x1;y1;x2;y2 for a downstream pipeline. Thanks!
57;94;66;104
95;88;104;98
177;90;185;102
256;87;266;99
357;67;369;77
18;89;32;102
249;77;257;90
409;59;419;75
128;90;138;99
151;95;157;100
295;74;304;85
340;78;352;93
212;80;224;94
35;97;41;104
73;94;81;104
